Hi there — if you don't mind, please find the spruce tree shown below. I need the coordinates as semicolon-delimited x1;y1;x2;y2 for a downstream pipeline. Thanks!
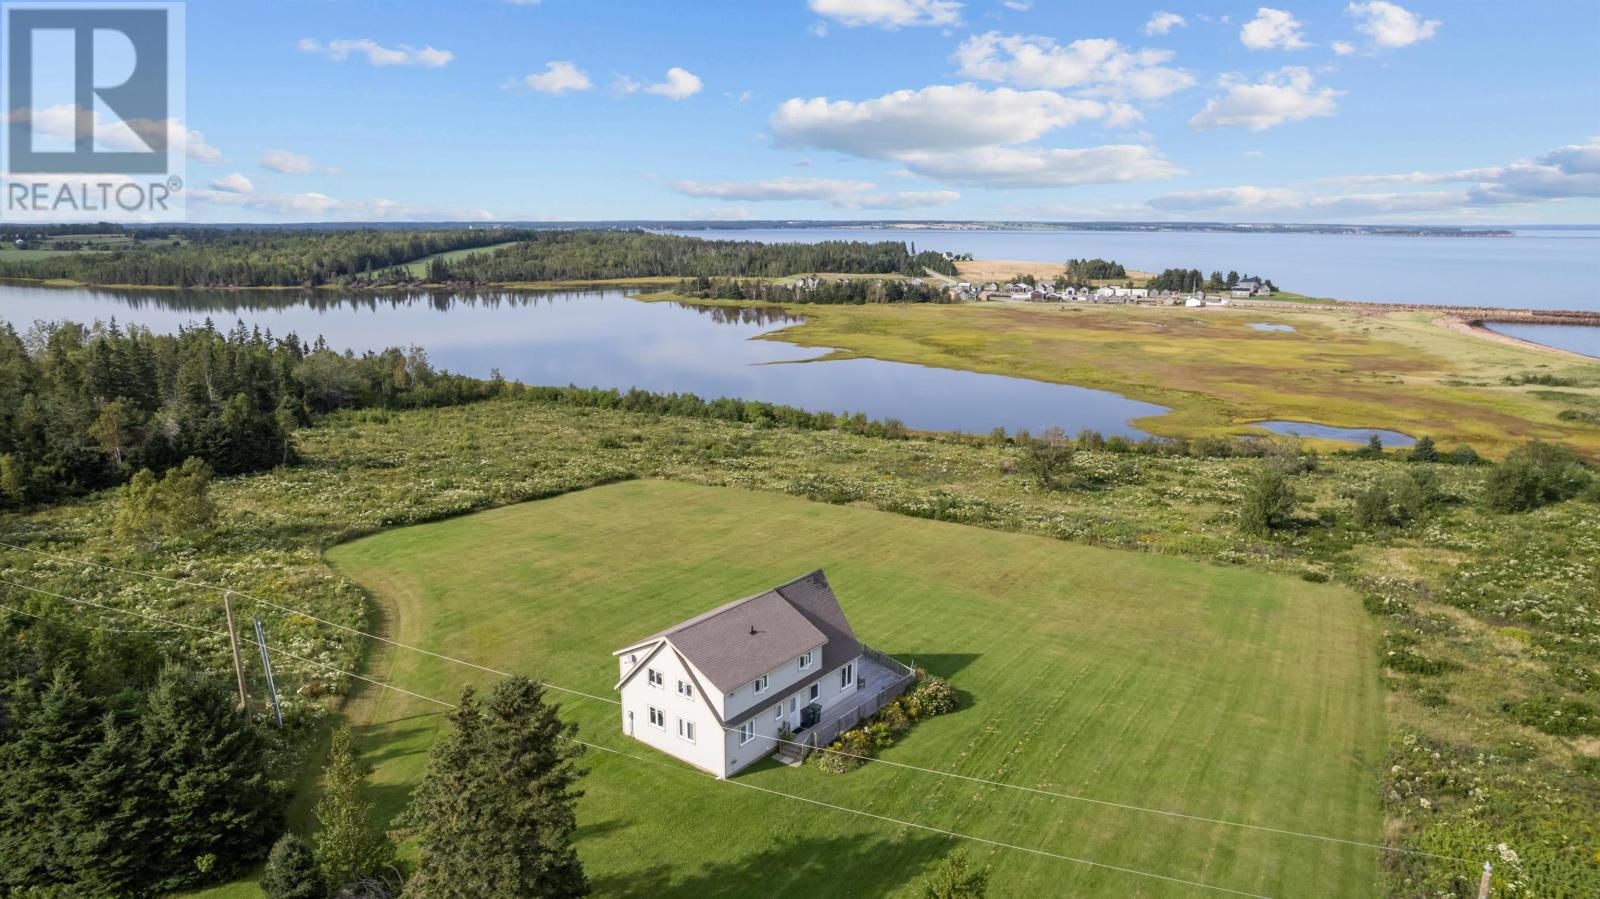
261;833;326;899
400;677;588;899
141;666;281;892
315;726;395;890
0;668;100;890
920;850;989;899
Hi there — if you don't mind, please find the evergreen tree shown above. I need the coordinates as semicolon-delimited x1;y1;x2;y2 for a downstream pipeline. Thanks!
920;850;989;899
400;678;588;899
1410;435;1438;462
0;668;100;891
315;726;395;890
1239;461;1298;537
69;710;159;894
141;666;281;892
261;833;327;899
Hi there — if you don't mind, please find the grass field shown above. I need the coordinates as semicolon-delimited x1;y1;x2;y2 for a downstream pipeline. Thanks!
319;479;1384;898
374;240;527;278
648;297;1600;456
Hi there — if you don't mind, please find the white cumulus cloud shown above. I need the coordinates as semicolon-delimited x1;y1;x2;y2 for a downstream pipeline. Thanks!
1190;67;1339;131
953;33;1194;100
645;67;703;100
1240;8;1309;50
208;172;254;194
1347;2;1440;49
893;145;1183;188
515;61;592;94
297;38;452;68
807;0;961;29
1144;12;1186;36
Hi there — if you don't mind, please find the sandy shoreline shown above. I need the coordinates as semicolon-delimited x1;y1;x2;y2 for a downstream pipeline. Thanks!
1437;315;1598;362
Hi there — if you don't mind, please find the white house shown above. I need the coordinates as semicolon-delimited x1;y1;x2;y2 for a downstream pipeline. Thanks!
613;571;907;778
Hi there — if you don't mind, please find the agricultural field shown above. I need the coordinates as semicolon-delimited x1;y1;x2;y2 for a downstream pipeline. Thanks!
369;240;528;278
651;297;1600;457
325;480;1384;897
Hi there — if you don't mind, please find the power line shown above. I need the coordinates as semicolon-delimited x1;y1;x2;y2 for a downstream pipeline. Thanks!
0;572;1283;898
0;550;1476;867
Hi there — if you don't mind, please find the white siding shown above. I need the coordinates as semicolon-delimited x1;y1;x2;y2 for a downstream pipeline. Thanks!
724;653;866;777
617;644;725;775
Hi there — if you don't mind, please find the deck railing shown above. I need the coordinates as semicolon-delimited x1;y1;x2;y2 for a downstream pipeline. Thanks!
784;644;916;762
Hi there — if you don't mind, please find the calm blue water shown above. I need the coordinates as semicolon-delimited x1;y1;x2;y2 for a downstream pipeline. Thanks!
665;227;1600;312
1253;421;1416;447
1247;322;1296;332
1484;323;1600;358
0;285;1168;437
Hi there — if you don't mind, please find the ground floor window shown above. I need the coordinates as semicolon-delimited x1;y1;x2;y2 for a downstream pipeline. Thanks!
677;718;696;743
840;662;855;689
809;683;819;701
738;720;754;745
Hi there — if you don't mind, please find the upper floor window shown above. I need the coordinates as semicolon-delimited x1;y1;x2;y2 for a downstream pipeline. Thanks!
752;674;769;695
798;651;813;670
677;679;694;700
648;706;665;729
622;652;637;669
647;668;664;688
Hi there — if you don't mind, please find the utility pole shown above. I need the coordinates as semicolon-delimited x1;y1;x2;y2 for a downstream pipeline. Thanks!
253;616;283;729
1476;861;1493;899
222;590;250;712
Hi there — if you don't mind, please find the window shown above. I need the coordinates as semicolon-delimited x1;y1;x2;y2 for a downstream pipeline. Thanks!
798;650;813;670
774;704;782;722
738;721;754;745
840;662;855;690
622;652;637;669
647;668;664;688
752;674;769;695
677;679;693;699
677;718;696;743
648;706;665;729
809;684;819;701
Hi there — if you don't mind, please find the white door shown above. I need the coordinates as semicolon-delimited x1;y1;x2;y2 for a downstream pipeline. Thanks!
787;696;800;730
626;710;634;736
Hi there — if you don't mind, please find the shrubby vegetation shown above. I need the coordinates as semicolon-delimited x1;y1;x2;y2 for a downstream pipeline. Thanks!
814;672;957;774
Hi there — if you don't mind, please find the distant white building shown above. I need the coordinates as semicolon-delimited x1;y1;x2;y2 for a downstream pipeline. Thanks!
613;571;911;778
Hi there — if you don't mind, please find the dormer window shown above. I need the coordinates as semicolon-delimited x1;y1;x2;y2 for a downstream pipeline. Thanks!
752;674;769;695
798;651;813;670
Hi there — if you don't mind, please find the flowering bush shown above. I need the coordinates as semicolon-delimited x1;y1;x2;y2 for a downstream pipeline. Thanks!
912;676;958;716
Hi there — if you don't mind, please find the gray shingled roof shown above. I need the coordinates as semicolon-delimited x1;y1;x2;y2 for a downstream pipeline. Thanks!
619;570;860;695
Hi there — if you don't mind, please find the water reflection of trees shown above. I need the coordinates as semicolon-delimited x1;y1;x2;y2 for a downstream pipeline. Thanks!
670;302;799;327
6;281;803;327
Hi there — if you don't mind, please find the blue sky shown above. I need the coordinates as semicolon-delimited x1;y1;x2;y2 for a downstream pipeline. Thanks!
176;0;1600;224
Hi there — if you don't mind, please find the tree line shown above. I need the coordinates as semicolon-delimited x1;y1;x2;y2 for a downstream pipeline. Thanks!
671;276;955;304
0;228;960;288
0;320;497;508
423;232;958;283
1145;268;1276;293
1062;258;1126;281
0;228;535;288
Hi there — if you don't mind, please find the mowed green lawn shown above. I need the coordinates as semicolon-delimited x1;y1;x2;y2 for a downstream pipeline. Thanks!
324;480;1383;898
